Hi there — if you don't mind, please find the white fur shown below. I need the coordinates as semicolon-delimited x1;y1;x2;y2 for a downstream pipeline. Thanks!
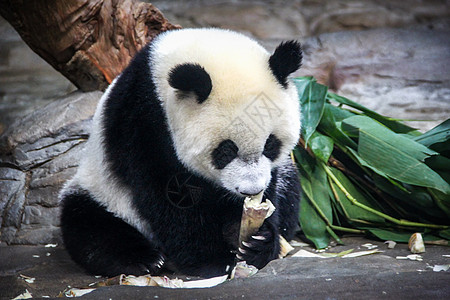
221;156;272;195
61;77;150;237
150;28;301;193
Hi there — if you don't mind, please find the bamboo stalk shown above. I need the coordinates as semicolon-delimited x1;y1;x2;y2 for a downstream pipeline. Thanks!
324;164;449;230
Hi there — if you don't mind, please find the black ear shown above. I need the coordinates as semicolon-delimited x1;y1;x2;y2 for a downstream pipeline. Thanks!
168;63;212;104
269;41;302;88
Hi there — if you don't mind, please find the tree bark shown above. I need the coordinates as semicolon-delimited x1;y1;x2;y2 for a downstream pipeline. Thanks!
0;0;181;91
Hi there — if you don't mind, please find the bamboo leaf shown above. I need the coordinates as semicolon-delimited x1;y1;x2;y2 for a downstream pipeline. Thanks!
342;115;450;194
358;132;449;194
329;168;385;223
342;116;437;160
428;188;450;218
299;184;330;249
308;131;334;163
364;228;416;242
325;165;447;229
324;102;356;122
297;149;332;249
413;119;450;147
347;147;409;192
293;77;328;145
328;92;419;135
372;175;449;223
364;228;444;243
293;146;315;176
439;228;450;240
415;119;450;155
424;155;450;176
318;104;357;149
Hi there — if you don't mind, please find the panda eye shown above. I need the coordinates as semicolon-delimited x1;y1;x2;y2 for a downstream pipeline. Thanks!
212;139;239;169
263;134;282;161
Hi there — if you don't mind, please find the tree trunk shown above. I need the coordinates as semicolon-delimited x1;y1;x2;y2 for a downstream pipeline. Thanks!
0;0;181;91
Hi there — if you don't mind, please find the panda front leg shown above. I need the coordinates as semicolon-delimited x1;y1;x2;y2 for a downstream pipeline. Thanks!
237;214;281;269
60;188;164;277
237;162;301;269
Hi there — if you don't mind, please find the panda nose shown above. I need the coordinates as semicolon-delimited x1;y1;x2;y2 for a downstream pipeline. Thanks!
236;187;264;197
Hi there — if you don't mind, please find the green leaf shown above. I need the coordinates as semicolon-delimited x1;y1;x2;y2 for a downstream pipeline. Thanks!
298;155;332;249
324;103;356;122
318;104;357;150
364;228;445;243
342;115;450;194
347;147;409;192
329;168;385;223
299;192;330;249
342;115;437;160
364;228;413;242
372;175;449;223
294;77;328;144
359;132;449;194
424;155;450;171
428;188;450;218
423;156;450;183
439;228;450;240
293;146;315;177
308;131;334;163
328;92;419;134
415;119;450;156
413;119;450;147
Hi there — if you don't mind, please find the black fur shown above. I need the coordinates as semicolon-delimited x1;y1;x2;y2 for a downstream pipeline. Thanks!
61;188;164;277
212;139;239;169
169;63;212;103
269;41;302;88
263;134;282;161
60;40;301;278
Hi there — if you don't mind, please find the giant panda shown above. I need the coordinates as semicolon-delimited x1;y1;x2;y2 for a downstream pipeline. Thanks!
60;28;302;278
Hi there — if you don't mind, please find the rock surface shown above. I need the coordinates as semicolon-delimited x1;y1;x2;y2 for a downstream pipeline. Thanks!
1;237;449;299
153;0;450;39
0;91;101;245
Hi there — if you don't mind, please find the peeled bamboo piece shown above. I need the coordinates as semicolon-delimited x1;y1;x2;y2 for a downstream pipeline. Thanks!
238;192;275;247
279;235;295;258
233;192;276;278
409;232;426;254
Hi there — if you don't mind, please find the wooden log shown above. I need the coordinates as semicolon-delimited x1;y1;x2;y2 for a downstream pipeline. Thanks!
0;0;181;91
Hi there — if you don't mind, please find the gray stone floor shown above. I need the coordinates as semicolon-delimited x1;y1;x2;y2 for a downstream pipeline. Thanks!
1;236;449;299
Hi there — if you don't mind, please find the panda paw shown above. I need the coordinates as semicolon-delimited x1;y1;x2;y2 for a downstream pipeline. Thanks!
236;223;280;270
108;251;166;277
132;254;166;275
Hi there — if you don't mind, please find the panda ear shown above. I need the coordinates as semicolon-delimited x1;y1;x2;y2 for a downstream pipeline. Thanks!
269;41;302;88
168;63;212;104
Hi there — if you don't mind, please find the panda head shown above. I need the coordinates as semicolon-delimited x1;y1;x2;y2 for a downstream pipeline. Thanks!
152;29;302;196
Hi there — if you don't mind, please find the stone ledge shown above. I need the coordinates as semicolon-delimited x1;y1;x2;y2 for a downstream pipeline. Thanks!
0;91;101;245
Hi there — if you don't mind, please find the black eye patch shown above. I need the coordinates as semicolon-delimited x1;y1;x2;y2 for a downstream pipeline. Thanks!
263;134;282;161
212;139;239;169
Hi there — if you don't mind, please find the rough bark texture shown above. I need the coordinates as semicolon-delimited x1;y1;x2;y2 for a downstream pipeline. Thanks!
0;0;180;91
